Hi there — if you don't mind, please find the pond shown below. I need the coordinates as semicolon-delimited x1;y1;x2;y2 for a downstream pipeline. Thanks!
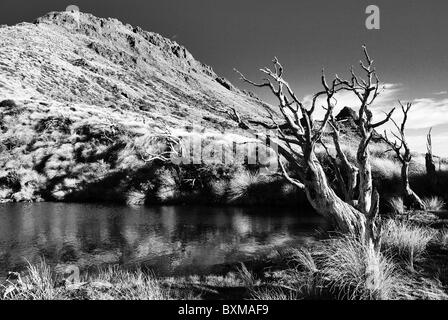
0;203;327;277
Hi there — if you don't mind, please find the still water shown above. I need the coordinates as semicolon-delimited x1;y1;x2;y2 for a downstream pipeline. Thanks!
0;203;327;276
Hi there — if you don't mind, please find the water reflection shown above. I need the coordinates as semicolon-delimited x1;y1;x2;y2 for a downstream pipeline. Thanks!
0;203;327;276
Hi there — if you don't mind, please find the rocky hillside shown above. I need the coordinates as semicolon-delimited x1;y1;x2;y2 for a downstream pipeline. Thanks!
0;11;285;204
0;11;269;127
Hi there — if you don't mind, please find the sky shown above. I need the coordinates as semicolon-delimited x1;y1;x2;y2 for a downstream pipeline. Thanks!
1;0;447;156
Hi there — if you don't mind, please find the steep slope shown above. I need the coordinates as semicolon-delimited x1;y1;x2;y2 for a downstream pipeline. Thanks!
0;11;279;204
0;11;269;128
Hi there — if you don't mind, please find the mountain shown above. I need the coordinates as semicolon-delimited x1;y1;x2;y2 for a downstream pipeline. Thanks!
0;11;269;128
0;11;280;204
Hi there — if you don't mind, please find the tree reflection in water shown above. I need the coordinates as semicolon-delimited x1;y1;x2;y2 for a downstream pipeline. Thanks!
0;203;327;276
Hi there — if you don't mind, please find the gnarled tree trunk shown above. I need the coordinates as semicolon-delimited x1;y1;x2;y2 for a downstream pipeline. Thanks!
303;151;367;236
357;138;373;214
401;162;425;210
329;121;359;205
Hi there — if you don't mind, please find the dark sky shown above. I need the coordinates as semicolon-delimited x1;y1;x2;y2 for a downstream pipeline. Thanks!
1;0;448;154
1;0;447;97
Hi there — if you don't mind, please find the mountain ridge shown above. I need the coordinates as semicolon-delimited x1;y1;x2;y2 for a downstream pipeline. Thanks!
0;11;270;130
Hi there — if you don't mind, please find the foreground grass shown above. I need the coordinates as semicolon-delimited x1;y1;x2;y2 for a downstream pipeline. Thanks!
1;262;196;300
250;215;448;300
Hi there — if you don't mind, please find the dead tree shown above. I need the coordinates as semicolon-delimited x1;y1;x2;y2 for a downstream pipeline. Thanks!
231;46;393;249
323;116;359;206
426;128;436;176
382;102;425;210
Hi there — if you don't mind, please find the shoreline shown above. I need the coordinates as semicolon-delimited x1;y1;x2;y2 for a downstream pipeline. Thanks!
1;211;447;300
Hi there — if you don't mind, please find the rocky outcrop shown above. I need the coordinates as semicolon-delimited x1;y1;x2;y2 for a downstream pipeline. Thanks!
336;106;358;121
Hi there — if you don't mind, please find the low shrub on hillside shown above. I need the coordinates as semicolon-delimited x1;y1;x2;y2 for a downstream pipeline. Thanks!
0;171;21;192
35;115;73;134
0;99;18;109
0;99;22;117
75;122;129;145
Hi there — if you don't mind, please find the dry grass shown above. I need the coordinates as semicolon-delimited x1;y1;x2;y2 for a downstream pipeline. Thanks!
423;196;446;211
84;266;173;300
1;260;60;300
0;261;189;300
252;232;448;301
236;263;259;288
381;219;436;268
227;170;269;203
438;229;448;247
315;236;408;300
370;157;401;180
251;286;298;300
388;197;404;216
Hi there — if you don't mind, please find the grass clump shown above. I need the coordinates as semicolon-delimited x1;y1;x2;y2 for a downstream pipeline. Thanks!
381;219;436;269
1;261;189;300
227;170;269;203
251;286;297;300
439;229;448;247
251;237;416;300
84;266;173;300
315;236;406;300
423;196;446;212
236;263;259;288
1;260;60;300
388;197;404;216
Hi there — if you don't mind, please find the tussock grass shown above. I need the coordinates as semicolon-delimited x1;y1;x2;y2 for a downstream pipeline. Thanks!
423;196;446;211
227;171;270;203
381;220;436;268
316;236;407;300
1;260;60;300
84;266;173;300
253;233;448;300
209;179;228;200
388;197;404;216
370;157;400;180
236;263;259;288
0;261;189;300
292;248;318;273
252;237;415;300
438;229;448;247
125;190;147;206
251;286;298;300
155;168;180;202
228;171;262;202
